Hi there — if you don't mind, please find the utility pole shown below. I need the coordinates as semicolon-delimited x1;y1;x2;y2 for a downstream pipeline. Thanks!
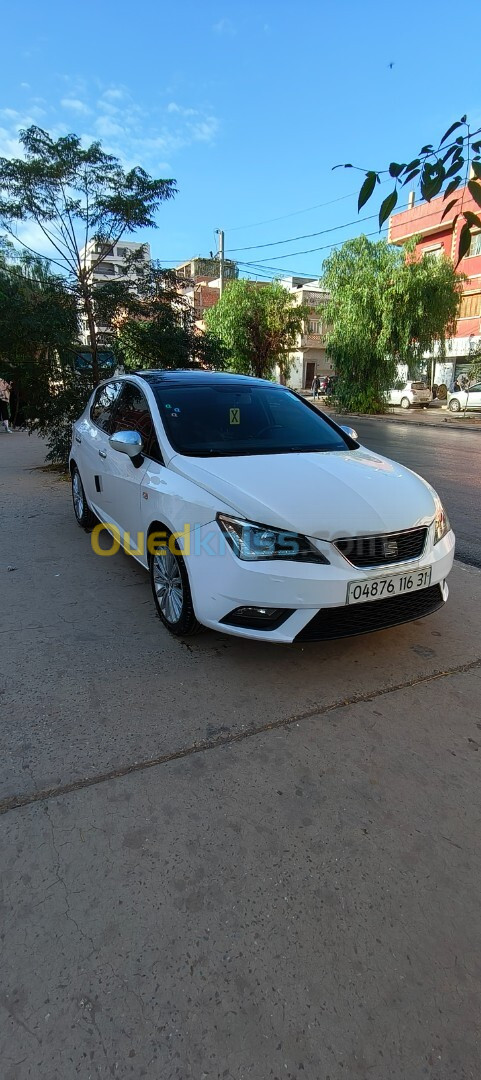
217;229;224;296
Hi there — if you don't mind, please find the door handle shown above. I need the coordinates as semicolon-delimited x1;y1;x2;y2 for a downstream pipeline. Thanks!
98;449;107;459
75;435;81;444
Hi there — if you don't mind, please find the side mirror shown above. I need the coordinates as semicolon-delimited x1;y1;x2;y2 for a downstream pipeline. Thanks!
341;425;358;441
109;430;144;457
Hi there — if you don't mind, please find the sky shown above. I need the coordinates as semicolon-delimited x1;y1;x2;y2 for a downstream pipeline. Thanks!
1;0;480;281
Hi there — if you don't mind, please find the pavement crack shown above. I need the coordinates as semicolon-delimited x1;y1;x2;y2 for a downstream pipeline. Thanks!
43;805;97;956
1;654;481;816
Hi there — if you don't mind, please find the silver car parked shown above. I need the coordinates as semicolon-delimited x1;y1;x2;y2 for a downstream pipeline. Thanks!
447;383;481;412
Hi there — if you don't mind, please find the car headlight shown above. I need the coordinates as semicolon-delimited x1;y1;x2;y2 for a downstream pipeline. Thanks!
216;513;329;564
433;498;451;544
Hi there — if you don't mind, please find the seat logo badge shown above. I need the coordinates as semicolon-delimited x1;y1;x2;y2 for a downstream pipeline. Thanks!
383;540;398;558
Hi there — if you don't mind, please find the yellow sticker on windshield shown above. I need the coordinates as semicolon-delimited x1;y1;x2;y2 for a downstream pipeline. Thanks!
229;408;240;425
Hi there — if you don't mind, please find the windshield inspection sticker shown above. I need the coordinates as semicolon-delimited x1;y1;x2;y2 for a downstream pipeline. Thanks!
229;408;240;425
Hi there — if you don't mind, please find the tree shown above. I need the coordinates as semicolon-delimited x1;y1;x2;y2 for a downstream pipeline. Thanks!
321;236;461;413
468;344;481;383
0;126;176;384
335;115;481;262
205;279;308;380
0;245;79;427
92;258;225;371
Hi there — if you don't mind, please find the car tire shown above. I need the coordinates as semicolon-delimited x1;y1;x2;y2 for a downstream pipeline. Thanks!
149;530;202;637
71;465;96;530
449;398;461;412
400;397;411;410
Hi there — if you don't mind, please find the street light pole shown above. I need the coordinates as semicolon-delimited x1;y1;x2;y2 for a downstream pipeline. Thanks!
217;227;224;295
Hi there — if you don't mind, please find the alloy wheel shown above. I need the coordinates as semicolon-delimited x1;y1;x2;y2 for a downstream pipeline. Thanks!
72;470;84;521
152;549;184;625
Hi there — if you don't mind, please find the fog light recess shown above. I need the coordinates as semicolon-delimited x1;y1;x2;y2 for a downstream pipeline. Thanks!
220;606;292;630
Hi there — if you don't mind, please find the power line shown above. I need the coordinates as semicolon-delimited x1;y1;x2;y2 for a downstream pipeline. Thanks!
224;191;359;232
239;226;389;265
226;213;379;254
223;183;392;233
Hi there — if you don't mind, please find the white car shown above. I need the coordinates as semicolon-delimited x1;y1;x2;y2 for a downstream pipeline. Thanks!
386;381;433;409
447;383;481;412
69;371;454;643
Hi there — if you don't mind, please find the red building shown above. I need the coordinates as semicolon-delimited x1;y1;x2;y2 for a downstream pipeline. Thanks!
389;185;481;385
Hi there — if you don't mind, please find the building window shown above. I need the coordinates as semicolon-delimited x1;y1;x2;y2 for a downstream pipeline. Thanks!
468;233;481;258
423;245;443;261
308;319;320;334
116;247;128;258
94;262;116;276
459;292;481;319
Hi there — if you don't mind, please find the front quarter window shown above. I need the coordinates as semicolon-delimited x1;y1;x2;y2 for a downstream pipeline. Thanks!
90;381;122;433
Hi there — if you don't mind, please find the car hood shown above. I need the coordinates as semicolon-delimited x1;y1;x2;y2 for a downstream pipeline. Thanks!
170;448;437;540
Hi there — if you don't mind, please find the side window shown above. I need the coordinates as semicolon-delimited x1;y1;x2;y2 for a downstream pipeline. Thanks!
90;381;122;433
112;382;163;463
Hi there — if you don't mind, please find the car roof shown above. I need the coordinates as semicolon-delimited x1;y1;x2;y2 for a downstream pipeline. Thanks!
132;369;285;390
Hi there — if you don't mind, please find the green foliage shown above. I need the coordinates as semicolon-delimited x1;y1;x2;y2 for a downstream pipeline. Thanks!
469;345;481;383
335;116;481;263
94;260;226;371
321;235;461;413
205;279;308;380
0;249;79;428
0;126;176;384
30;371;93;467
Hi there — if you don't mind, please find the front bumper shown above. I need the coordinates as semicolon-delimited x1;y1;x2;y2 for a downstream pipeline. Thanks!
185;526;455;643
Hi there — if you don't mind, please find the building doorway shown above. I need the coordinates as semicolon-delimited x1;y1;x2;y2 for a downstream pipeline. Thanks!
305;361;315;389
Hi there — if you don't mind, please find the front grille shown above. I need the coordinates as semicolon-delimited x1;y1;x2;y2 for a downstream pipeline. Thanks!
296;584;444;642
335;527;427;568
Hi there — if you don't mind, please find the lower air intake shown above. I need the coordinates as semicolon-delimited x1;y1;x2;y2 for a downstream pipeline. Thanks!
296;584;444;642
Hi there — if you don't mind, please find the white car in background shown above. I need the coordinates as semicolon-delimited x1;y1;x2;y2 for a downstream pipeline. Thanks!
386;381;433;409
447;383;481;412
69;371;454;643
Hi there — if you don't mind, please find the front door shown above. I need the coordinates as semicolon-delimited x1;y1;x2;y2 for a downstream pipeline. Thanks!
305;361;315;389
103;381;163;548
79;380;123;514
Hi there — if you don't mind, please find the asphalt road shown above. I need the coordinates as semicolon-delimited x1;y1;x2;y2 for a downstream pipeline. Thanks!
2;433;481;1079
338;416;481;569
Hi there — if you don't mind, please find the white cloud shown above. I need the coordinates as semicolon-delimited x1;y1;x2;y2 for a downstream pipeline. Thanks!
0;126;22;157
167;102;197;117
20;82;30;90
0;79;219;180
95;115;125;137
0;108;21;121
213;17;236;35
103;88;124;101
60;97;90;114
190;117;219;142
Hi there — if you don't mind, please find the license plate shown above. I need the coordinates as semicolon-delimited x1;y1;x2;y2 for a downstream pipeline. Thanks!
347;567;432;605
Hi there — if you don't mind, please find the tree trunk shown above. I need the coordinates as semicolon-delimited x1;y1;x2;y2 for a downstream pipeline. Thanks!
82;291;99;387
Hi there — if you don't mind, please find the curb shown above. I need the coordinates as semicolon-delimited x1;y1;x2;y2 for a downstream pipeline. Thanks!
341;413;481;434
316;406;481;434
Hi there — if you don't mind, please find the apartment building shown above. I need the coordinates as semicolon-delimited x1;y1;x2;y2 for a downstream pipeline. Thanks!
78;240;151;345
278;277;333;389
389;186;481;387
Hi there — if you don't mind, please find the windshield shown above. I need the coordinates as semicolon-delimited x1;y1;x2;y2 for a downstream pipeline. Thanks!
153;384;352;457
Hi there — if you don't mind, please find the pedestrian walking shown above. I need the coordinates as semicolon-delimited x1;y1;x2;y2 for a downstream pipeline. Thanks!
0;377;13;433
311;374;320;400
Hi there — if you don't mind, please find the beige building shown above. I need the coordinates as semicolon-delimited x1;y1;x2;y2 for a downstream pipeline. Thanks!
78;240;151;345
278;277;333;389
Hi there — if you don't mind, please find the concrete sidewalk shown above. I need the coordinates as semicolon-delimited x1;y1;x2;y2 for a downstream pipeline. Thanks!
1;433;481;1079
